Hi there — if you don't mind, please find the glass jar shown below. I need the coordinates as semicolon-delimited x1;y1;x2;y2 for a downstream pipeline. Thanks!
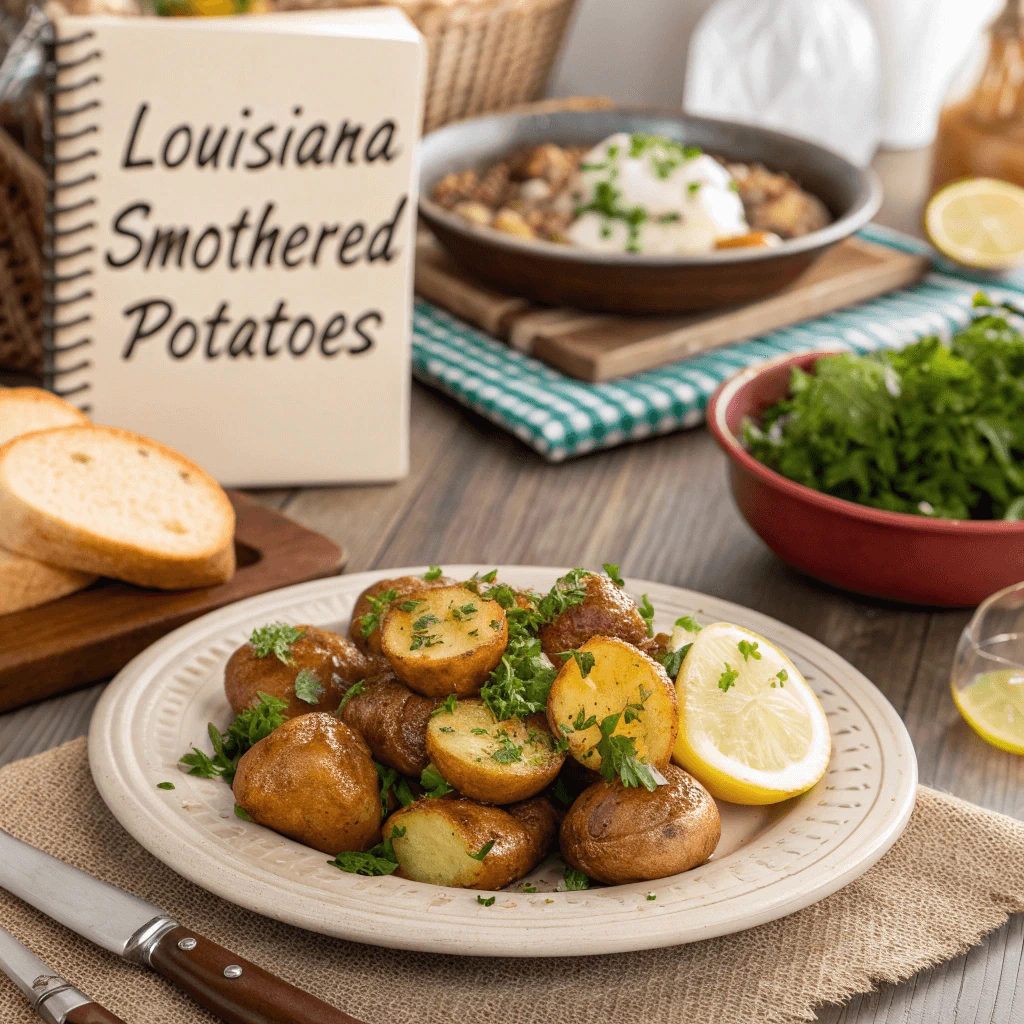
932;1;1024;191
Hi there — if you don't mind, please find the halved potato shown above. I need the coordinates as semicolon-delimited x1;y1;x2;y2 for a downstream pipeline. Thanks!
546;635;679;773
425;698;564;804
380;585;508;698
383;796;556;889
349;573;455;656
559;764;720;884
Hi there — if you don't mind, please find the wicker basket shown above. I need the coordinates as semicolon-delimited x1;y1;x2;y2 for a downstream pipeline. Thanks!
0;0;577;375
273;0;580;132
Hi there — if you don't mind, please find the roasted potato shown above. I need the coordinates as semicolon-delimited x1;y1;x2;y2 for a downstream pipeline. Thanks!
559;764;720;884
383;796;557;889
349;573;455;656
538;572;650;659
546;635;679;772
225;624;385;720
425;698;565;804
232;712;381;855
380;585;508;698
339;670;434;777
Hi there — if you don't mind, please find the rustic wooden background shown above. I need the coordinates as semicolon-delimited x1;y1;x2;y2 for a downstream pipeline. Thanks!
3;147;1022;1023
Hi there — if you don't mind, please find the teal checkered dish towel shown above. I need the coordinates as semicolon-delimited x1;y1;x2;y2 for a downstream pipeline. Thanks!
411;225;1024;462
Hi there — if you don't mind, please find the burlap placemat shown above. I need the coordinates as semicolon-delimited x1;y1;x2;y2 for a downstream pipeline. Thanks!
2;739;1023;1024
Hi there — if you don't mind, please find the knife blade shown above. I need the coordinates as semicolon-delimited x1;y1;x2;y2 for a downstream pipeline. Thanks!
0;924;128;1024
0;829;368;1024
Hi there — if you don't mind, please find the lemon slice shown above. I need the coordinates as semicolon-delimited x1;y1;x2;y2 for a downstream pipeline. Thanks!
672;622;831;804
924;178;1024;270
952;670;1024;755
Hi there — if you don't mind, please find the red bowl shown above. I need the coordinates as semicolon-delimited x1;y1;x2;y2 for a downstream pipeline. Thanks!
707;351;1024;607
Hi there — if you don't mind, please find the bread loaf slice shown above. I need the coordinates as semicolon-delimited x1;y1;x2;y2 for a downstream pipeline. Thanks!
0;425;236;590
0;548;97;615
0;387;88;446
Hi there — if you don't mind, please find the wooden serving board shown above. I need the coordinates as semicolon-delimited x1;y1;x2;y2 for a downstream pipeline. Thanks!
415;236;931;382
0;493;345;713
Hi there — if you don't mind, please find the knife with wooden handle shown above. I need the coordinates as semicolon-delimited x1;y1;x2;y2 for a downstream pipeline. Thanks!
0;923;129;1024
0;828;367;1024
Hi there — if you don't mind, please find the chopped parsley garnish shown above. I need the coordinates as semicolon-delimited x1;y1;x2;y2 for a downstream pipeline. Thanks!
450;603;477;622
602;562;625;587
156;782;175;790
376;762;414;816
638;594;655;637
562;867;590;891
675;615;702;633
420;763;453;798
432;694;458;716
489;619;501;630
462;569;498;594
410;611;443;651
424;566;443;581
773;669;788;688
571;707;598;731
479;570;591;720
548;777;572;807
719;664;739;692
396;599;422;613
336;680;366;713
593;693;657;791
557;649;595;678
233;803;252;821
471;727;490;735
646;893;656;901
248;622;306;662
293;668;324;704
359;589;398;639
180;691;288;784
469;840;495;861
659;643;691;681
687;181;701;197
737;640;761;662
744;294;1024;521
491;732;523;764
329;827;406;876
521;883;538;893
477;895;496;906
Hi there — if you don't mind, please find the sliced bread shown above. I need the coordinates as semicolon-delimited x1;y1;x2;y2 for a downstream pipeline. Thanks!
0;425;236;590
0;548;97;615
0;387;88;446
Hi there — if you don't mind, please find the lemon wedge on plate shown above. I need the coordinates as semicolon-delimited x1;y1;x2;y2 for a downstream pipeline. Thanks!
953;670;1024;755
924;177;1024;270
671;622;831;804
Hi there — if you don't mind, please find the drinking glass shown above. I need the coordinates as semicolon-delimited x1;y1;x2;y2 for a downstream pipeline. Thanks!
951;581;1024;754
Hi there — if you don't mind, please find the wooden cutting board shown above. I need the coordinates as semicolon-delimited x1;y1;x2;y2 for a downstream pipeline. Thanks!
415;236;931;382
0;493;345;713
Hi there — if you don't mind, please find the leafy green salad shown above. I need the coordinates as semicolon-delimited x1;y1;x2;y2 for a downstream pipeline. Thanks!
744;294;1024;521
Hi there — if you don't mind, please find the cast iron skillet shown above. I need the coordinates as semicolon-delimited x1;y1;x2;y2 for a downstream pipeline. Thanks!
418;109;882;314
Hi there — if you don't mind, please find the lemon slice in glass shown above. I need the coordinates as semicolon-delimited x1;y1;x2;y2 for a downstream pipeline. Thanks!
924;177;1024;270
953;670;1024;755
671;622;831;804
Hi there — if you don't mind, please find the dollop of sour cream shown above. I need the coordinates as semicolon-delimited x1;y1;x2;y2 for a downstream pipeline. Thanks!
566;132;748;255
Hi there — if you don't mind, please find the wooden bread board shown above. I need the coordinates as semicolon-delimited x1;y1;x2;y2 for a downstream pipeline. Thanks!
415;236;931;382
0;493;345;713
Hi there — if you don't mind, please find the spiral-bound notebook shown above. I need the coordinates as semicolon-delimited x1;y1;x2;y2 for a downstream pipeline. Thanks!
42;7;424;486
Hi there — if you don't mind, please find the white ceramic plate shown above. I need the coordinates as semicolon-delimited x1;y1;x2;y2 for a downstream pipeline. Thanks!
89;566;917;957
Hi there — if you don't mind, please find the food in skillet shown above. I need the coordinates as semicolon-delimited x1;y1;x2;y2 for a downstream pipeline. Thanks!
178;565;832;893
431;132;831;255
744;294;1024;522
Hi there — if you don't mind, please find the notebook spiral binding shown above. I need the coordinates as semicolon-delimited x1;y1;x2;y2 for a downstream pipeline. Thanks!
41;21;101;414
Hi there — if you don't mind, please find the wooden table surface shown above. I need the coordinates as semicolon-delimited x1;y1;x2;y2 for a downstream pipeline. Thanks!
4;146;1023;1024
